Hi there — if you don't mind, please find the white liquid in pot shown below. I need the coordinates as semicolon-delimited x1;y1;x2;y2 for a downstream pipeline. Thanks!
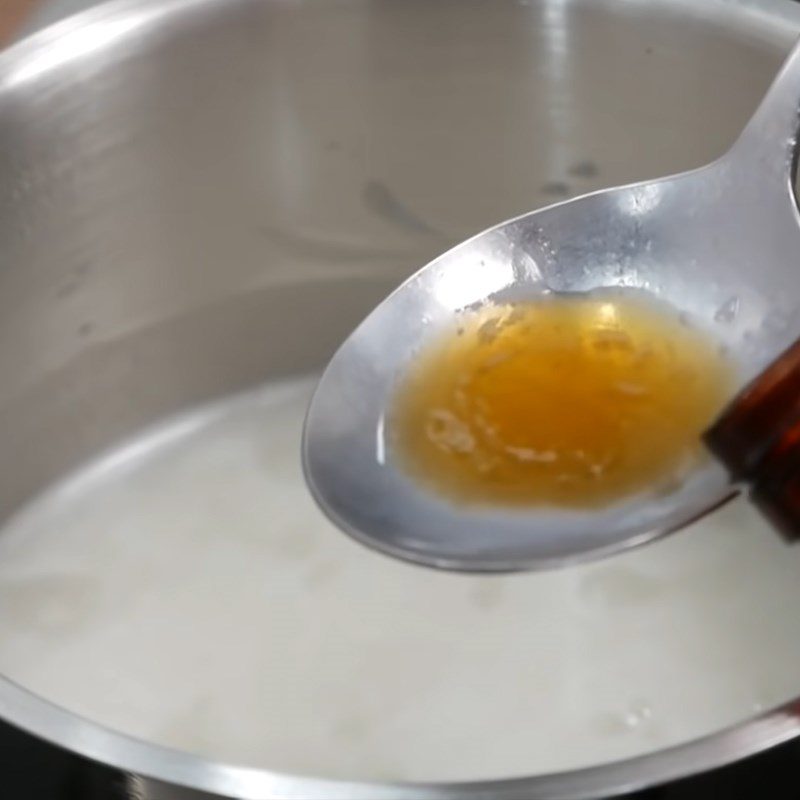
0;375;799;782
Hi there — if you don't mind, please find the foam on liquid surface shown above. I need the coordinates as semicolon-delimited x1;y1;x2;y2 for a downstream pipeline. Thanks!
0;375;798;781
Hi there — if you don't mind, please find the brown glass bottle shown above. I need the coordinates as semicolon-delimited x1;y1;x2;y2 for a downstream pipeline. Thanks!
704;339;800;541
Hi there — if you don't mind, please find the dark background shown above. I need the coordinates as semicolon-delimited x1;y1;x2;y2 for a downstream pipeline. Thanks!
1;714;799;799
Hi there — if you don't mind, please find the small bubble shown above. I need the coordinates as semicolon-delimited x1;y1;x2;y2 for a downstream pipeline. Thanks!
624;700;653;729
504;446;557;464
426;409;474;453
589;462;605;478
714;296;740;324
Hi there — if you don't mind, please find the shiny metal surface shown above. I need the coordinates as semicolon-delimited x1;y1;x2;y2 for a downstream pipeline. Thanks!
303;36;800;573
2;0;800;797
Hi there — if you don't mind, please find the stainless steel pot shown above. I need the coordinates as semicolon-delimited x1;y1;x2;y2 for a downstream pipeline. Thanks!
3;0;800;797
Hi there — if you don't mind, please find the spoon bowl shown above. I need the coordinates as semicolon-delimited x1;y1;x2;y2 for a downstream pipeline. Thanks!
303;40;800;572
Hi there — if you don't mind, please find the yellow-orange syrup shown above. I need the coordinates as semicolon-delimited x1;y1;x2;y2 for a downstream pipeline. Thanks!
389;290;735;508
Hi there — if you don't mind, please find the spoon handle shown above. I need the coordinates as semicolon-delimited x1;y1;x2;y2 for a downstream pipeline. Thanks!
732;37;800;192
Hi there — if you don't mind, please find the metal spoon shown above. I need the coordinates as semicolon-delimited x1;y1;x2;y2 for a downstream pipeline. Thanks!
303;39;800;572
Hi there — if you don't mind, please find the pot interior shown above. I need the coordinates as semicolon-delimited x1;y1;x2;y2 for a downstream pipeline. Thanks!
0;0;800;790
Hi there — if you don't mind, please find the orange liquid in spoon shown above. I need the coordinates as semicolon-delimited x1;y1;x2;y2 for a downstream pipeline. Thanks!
390;291;734;508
